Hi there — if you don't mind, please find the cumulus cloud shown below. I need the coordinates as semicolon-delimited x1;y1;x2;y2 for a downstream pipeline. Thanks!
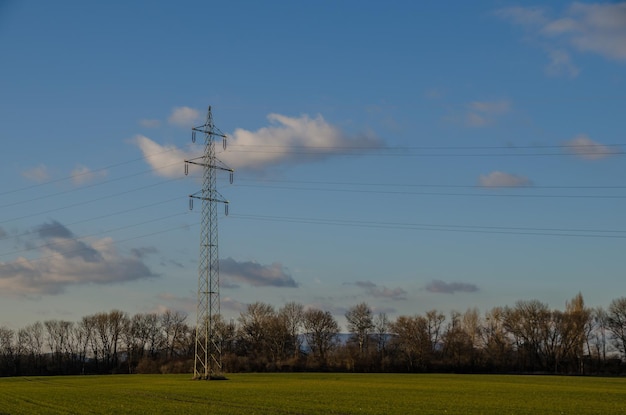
479;171;532;188
21;164;50;182
168;106;201;128
133;113;385;176
355;280;407;300
0;220;157;296
465;100;510;127
564;134;621;160
71;164;108;185
496;3;626;75
220;257;298;288
425;280;478;294
132;134;198;178
221;113;384;171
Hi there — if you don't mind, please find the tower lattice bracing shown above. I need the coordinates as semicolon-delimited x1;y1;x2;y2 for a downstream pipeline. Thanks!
185;106;233;379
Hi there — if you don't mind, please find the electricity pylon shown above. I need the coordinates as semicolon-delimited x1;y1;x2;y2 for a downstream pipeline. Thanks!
184;106;233;380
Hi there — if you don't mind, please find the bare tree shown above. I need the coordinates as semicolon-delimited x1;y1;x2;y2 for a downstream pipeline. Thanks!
389;315;431;371
237;302;275;360
588;307;609;366
425;310;445;355
606;297;626;360
559;293;591;373
0;326;16;375
481;306;512;369
279;302;304;359
345;303;374;355
303;309;339;368
161;310;188;359
373;312;390;356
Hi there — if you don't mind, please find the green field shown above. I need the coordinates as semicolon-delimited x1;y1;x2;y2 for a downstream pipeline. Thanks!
0;373;624;414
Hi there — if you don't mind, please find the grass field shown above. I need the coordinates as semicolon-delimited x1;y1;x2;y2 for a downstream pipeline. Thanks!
0;373;624;414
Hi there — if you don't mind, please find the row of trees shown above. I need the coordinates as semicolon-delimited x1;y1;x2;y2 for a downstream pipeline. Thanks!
1;294;626;376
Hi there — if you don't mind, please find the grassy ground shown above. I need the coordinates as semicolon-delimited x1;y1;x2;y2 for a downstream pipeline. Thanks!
0;373;624;414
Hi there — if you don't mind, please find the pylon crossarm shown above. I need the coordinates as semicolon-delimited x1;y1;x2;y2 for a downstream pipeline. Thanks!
185;159;234;173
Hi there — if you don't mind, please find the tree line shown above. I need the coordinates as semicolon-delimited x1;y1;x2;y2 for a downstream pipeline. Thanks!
1;293;626;377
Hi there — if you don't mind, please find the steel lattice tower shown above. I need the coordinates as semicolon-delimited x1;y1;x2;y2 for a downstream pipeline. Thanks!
185;106;233;380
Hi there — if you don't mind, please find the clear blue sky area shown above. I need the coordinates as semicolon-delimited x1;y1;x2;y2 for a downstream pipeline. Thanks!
1;1;624;329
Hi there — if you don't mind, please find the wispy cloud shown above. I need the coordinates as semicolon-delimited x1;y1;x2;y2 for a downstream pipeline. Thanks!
479;171;532;188
133;112;385;176
564;134;621;160
355;280;407;300
0;220;157;297
542;3;626;61
465;100;511;127
71;164;108;185
220;257;298;288
21;164;50;182
424;280;478;294
168;106;201;128
545;49;580;78
496;3;626;76
139;118;161;128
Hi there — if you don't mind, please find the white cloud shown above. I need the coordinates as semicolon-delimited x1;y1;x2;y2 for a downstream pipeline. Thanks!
543;3;626;61
465;100;511;127
479;171;532;188
222;113;383;170
21;164;50;182
564;134;621;160
497;3;626;75
0;221;156;296
133;113;384;176
132;134;199;178
168;106;201;128
71;164;108;185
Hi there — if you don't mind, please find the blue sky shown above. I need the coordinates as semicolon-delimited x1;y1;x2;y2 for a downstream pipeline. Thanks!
1;1;625;330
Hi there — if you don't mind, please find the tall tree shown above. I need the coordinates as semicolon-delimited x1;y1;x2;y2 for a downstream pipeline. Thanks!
606;297;626;360
389;315;431;371
279;302;304;359
237;302;275;362
303;309;339;368
345;303;374;355
161;310;188;359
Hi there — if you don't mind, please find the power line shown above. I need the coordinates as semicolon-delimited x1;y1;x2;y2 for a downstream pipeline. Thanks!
228;142;626;150
230;213;626;239
233;177;626;190
0;177;185;226
0;196;183;242
231;183;626;199
0;221;198;267
1;144;195;198
0;161;186;210
0;211;191;260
